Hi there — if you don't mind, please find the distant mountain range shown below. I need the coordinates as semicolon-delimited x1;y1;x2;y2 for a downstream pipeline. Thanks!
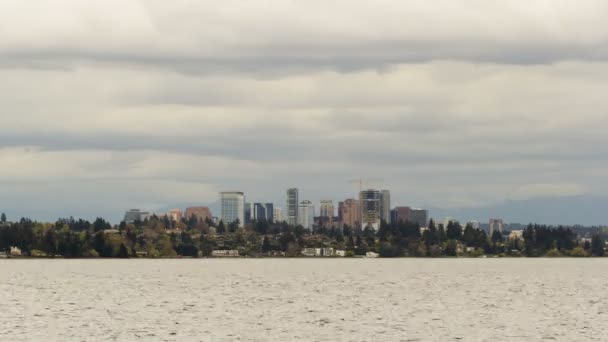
156;195;608;227
427;195;608;226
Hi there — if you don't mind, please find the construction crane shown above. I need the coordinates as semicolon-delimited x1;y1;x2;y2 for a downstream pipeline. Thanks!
347;178;382;197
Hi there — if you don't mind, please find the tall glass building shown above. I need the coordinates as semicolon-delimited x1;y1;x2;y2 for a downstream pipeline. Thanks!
297;200;314;230
286;188;299;226
380;190;391;224
219;191;245;227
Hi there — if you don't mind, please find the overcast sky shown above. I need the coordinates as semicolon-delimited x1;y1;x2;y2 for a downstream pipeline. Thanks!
1;1;608;223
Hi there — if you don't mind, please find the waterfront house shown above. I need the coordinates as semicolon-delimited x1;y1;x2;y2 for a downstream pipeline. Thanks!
10;246;22;257
211;250;239;257
301;248;317;257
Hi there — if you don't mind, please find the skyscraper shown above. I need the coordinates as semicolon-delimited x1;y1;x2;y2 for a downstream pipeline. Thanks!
409;208;429;228
273;207;283;223
319;200;334;226
380;190;391;224
286;188;299;226
360;189;381;230
392;206;411;224
219;191;245;227
252;203;274;223
297;200;314;229
489;218;504;236
338;199;360;228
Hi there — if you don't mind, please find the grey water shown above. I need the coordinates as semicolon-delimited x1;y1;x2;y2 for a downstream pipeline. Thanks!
1;259;607;341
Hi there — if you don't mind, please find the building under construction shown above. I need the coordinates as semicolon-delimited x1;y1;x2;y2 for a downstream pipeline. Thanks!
359;189;381;230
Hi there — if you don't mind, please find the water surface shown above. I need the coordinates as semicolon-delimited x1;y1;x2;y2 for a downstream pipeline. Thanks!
1;259;606;341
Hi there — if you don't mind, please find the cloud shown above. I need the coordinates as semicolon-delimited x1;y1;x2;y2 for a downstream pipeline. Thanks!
2;1;608;74
0;1;607;223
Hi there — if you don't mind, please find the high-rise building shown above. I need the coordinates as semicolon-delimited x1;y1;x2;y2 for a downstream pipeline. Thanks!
380;190;391;224
297;200;314;229
360;189;381;230
286;188;299;226
273;207;283;223
219;192;245;227
338;199;360;228
410;208;429;228
252;203;274;223
185;207;212;222
489;218;504;236
467;220;480;230
167;209;183;222
391;206;411;224
319;200;334;226
124;209;149;223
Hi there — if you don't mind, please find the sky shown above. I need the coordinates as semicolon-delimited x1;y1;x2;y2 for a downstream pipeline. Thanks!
1;1;608;223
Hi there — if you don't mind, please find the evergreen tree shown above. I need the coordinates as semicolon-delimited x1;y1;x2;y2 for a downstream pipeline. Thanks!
347;235;355;250
118;243;129;258
584;240;591;251
444;240;458;256
437;224;447;243
1;213;6;223
262;235;271;253
446;221;462;240
491;230;503;243
199;234;213;257
44;229;58;257
217;221;226;234
93;231;106;256
591;234;605;257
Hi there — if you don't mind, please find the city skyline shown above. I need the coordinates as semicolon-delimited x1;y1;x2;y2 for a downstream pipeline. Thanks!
2;2;608;341
113;187;591;231
3;2;608;226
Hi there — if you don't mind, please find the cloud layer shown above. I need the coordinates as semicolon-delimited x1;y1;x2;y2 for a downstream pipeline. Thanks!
1;1;607;223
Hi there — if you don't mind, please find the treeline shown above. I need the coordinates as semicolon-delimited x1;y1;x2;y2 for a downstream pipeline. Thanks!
0;212;605;258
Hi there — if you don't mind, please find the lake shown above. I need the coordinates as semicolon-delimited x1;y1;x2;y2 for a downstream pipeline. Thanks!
0;259;606;341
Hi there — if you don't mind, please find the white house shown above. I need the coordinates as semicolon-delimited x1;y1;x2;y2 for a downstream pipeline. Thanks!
211;250;239;257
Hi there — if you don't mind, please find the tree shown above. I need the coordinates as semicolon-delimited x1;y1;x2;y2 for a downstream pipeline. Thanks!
93;218;111;232
491;230;503;244
1;213;6;223
199;234;214;257
446;221;462;240
262;235;271;253
591;234;605;257
286;242;300;257
93;231;106;256
44;229;58;257
437;224;447;243
118;243;129;258
217;221;226;234
444;240;458;256
584;240;591;251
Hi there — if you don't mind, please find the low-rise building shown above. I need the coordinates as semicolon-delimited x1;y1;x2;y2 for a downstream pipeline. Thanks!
334;250;346;257
10;246;22;257
267;250;286;257
211;250;240;257
301;248;317;257
301;247;336;257
124;209;150;223
365;251;379;258
508;230;524;241
184;207;212;222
